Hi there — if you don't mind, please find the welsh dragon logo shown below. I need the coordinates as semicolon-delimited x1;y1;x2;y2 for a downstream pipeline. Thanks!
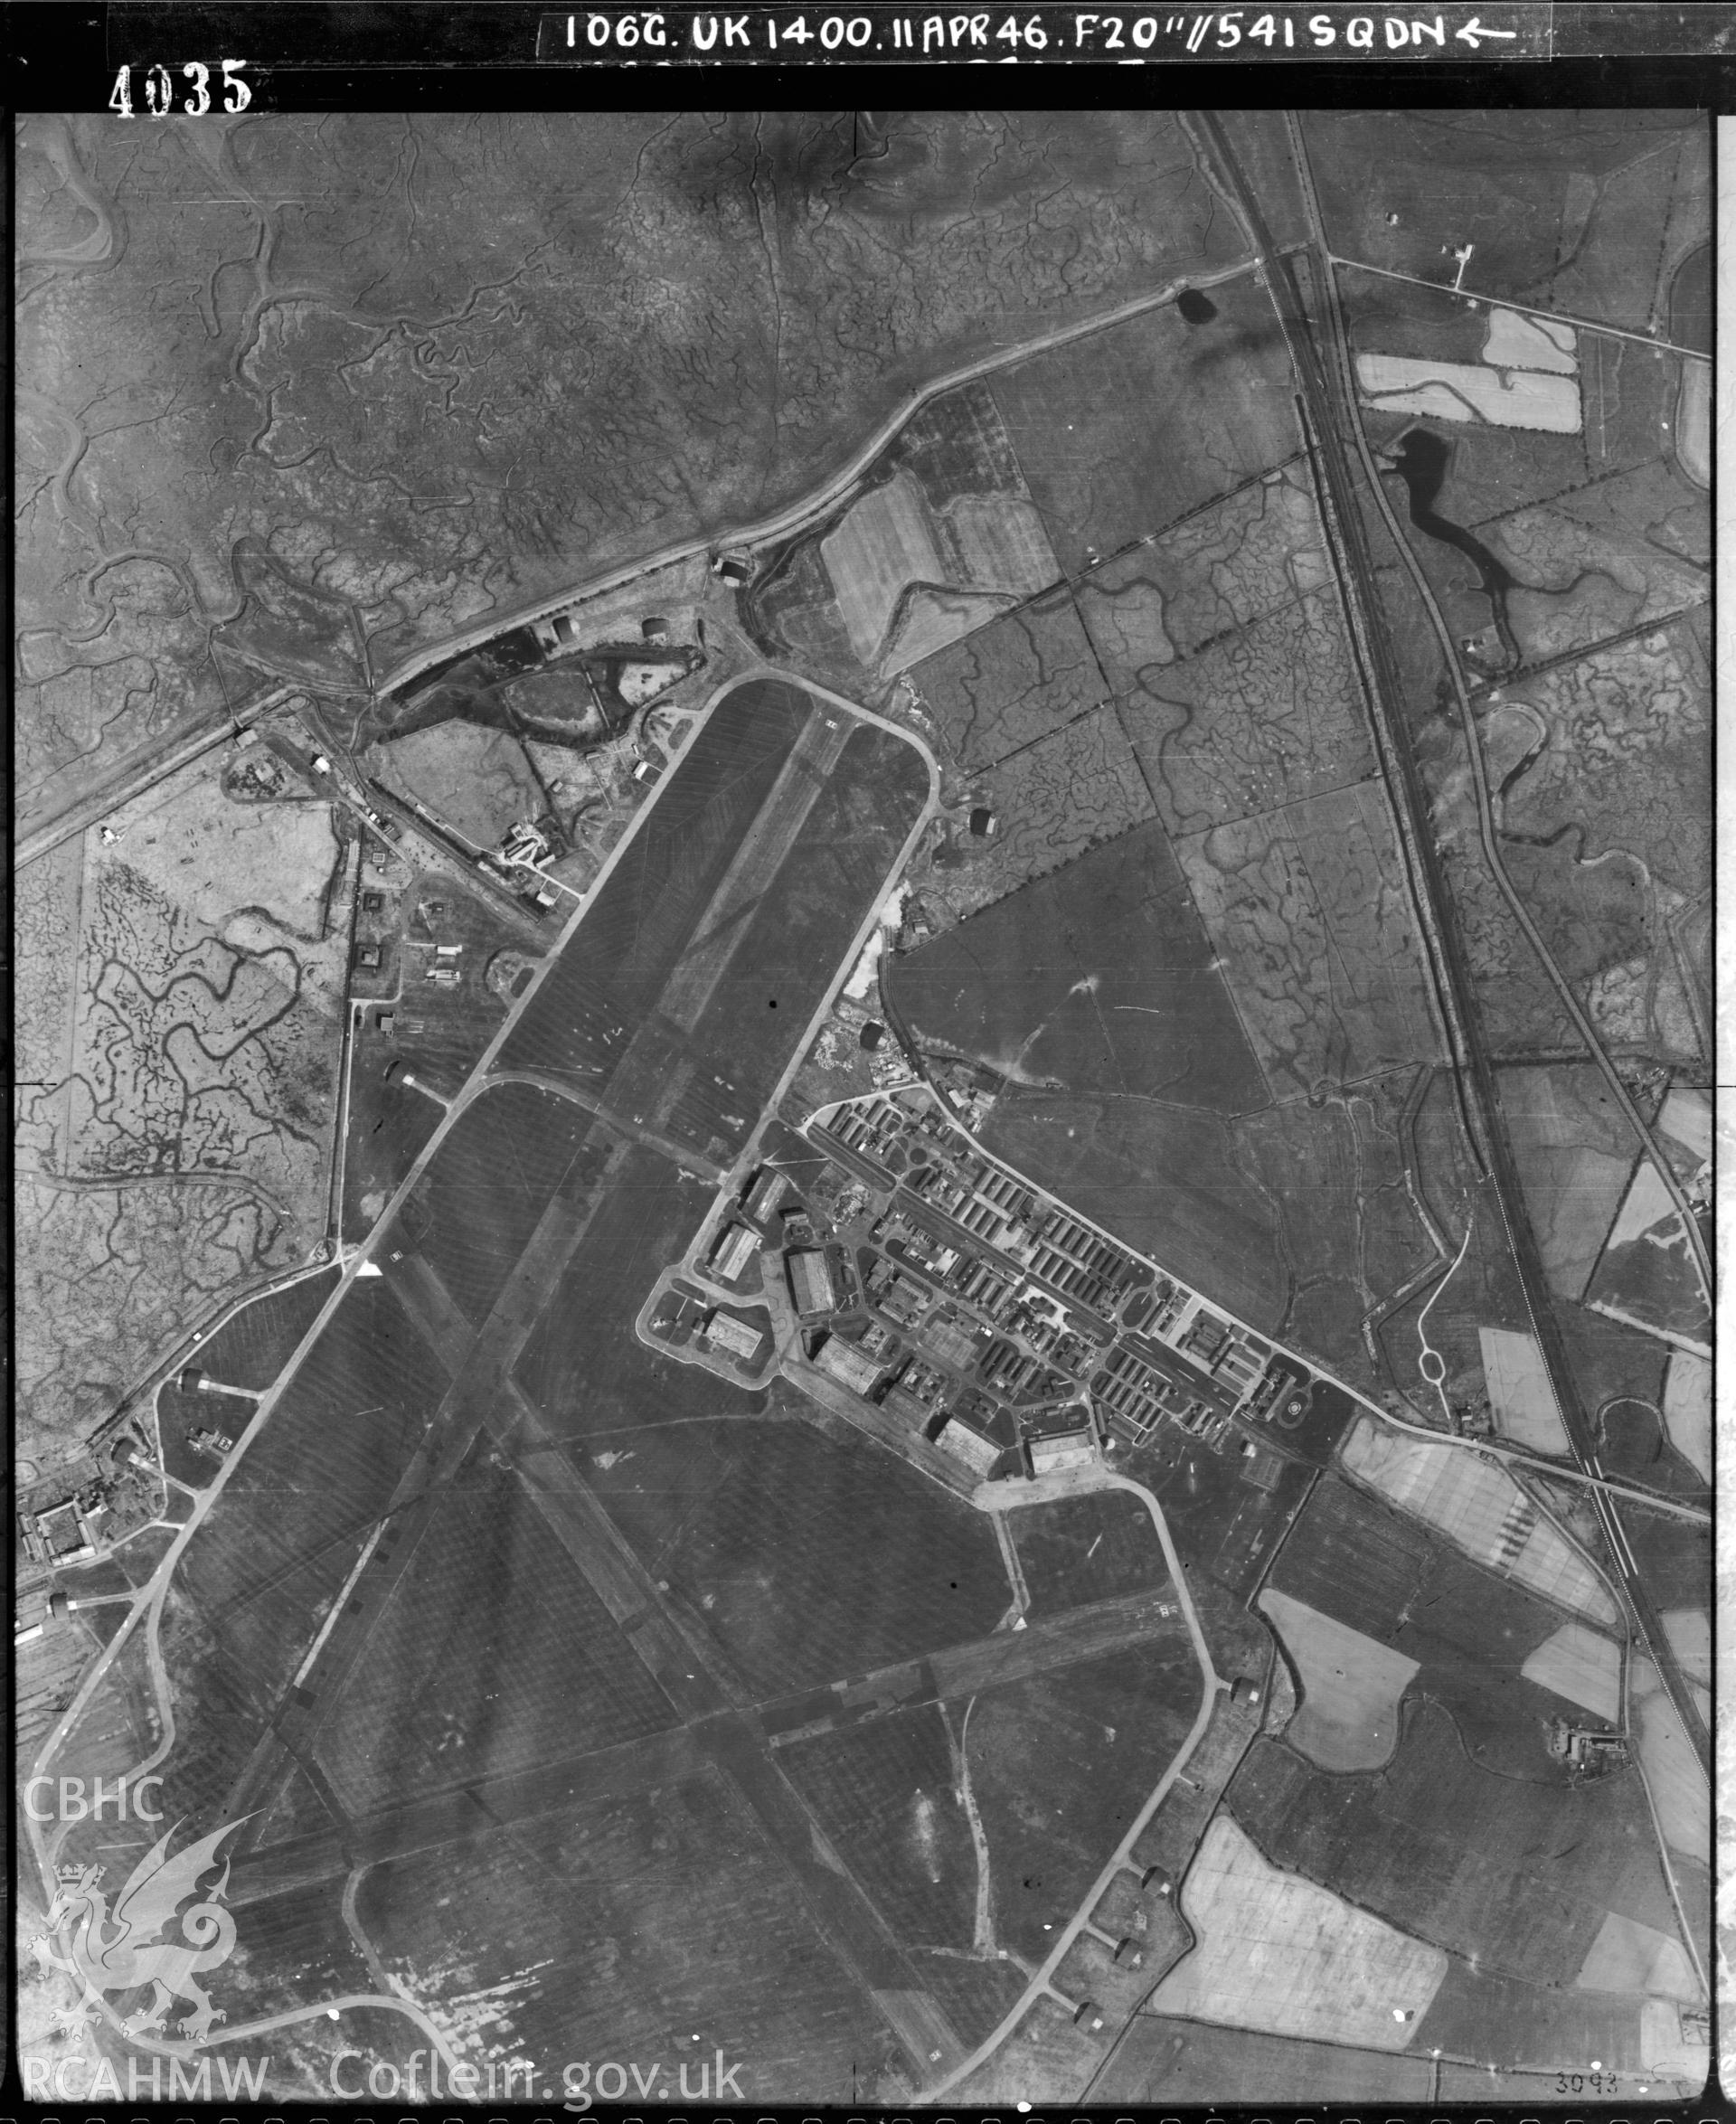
31;1819;243;2044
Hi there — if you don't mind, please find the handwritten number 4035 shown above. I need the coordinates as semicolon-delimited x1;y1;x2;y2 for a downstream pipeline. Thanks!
110;61;252;115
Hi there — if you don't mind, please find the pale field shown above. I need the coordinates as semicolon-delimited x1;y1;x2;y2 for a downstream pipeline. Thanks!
824;477;1059;677
1584;1151;1707;1357
1639;1997;1710;2084
881;584;1017;675
1574;1912;1699;2001
1355;353;1581;432
1341;1418;1618;1626
1659;1352;1710;1480
1518;1620;1620;1723
1149;1815;1446;2051
1657;1087;1710;1167
1478;1326;1571;1453
1604;1156;1683;1251
1256;1588;1417;1772
1498;1063;1637;1300
1673;360;1708;487
823;470;948;664
1660;1610;1709;1690
1480;307;1578;373
106;760;343;945
1628;1656;1708;1864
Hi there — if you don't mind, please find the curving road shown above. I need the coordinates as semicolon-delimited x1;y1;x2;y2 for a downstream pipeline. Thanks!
924;1466;1222;2101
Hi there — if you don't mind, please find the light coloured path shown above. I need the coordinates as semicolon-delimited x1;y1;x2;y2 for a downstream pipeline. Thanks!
924;1465;1223;2100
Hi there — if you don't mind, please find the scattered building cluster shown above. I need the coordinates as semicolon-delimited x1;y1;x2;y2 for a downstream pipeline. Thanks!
651;1085;1324;1489
18;1426;157;1572
1546;1718;1628;1777
668;1087;1320;1485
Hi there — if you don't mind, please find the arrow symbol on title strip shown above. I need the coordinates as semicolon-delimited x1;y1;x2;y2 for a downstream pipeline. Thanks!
1456;15;1519;42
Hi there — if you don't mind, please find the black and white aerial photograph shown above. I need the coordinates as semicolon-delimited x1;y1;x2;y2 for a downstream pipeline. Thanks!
14;79;1716;2110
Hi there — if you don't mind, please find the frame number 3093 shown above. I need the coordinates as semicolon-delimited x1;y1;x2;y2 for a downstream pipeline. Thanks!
109;61;252;115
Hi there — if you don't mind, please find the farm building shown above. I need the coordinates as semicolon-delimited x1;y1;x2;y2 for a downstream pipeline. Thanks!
703;1310;766;1364
710;1223;761;1284
814;1336;883;1397
787;1249;836;1317
968;807;997;838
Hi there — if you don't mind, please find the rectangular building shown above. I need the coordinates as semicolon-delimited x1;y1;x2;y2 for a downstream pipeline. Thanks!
704;1310;766;1364
1031;1435;1096;1475
814;1335;882;1397
881;1385;929;1428
935;1418;1000;1474
711;1222;761;1284
788;1249;836;1317
742;1166;785;1223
